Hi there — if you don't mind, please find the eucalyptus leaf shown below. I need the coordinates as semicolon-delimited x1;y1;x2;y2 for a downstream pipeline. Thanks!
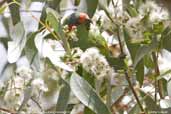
34;30;73;71
133;40;158;68
7;22;26;63
140;90;160;112
78;0;98;18
7;0;21;25
160;99;171;109
70;73;111;114
162;26;171;52
0;5;7;14
56;78;70;113
47;0;61;10
111;87;124;104
126;5;138;17
167;80;171;97
0;43;7;76
136;60;144;86
128;103;140;114
123;27;144;84
157;69;171;81
25;32;37;65
46;8;60;33
71;24;90;50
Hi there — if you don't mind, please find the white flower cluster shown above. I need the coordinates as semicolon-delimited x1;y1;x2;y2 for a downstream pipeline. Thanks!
124;1;170;46
1;66;49;113
125;16;145;40
80;47;115;79
138;1;169;22
32;78;48;95
3;66;33;110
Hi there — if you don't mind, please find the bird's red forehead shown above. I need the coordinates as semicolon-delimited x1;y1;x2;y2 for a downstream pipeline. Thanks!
78;13;90;23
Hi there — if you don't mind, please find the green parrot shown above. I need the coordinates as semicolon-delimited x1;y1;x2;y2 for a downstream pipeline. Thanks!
62;12;92;31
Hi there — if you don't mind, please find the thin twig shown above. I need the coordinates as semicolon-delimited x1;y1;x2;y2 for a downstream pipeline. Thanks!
117;28;145;113
0;107;16;114
116;26;124;55
30;13;60;40
124;71;145;112
115;17;145;114
31;96;43;111
152;52;164;100
0;0;6;7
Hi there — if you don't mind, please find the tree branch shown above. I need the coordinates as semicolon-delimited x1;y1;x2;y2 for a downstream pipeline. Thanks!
0;107;16;114
0;0;6;7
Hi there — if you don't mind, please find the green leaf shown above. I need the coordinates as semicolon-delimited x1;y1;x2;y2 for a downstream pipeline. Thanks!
88;31;109;55
0;64;15;83
106;57;126;70
47;0;61;10
157;69;171;81
34;30;73;71
7;22;26;63
56;78;70;113
153;22;164;34
136;60;144;86
78;0;98;18
25;32;37;65
126;5;138;17
25;32;44;71
0;5;7;14
111;87;124;104
140;90;160;112
133;40;158;68
7;0;21;25
84;107;96;114
71;24;90;50
70;73;111;114
123;27;144;84
123;27;139;61
160;99;171;109
128;103;140;114
46;8;60;33
86;0;98;18
74;0;81;6
167;80;171;97
162;26;171;52
144;55;154;68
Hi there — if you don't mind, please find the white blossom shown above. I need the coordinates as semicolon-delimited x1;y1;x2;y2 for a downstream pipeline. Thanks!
32;78;48;92
138;1;169;22
80;47;115;79
16;66;33;83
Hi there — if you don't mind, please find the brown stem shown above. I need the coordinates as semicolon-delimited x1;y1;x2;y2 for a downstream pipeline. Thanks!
116;26;124;55
116;27;145;113
152;52;164;99
0;0;6;7
125;71;145;112
0;107;16;114
101;3;145;113
31;96;43;111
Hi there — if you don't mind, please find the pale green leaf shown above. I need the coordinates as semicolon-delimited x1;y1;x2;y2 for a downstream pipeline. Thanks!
7;22;26;63
133;40;158;68
46;8;60;33
70;73;111;114
56;78;70;113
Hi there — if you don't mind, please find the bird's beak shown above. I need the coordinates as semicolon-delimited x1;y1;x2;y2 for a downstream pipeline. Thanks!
86;18;92;24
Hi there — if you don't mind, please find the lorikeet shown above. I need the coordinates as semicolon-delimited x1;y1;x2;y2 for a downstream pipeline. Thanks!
62;12;92;31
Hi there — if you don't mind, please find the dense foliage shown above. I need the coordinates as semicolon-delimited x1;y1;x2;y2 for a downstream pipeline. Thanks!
1;0;171;114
